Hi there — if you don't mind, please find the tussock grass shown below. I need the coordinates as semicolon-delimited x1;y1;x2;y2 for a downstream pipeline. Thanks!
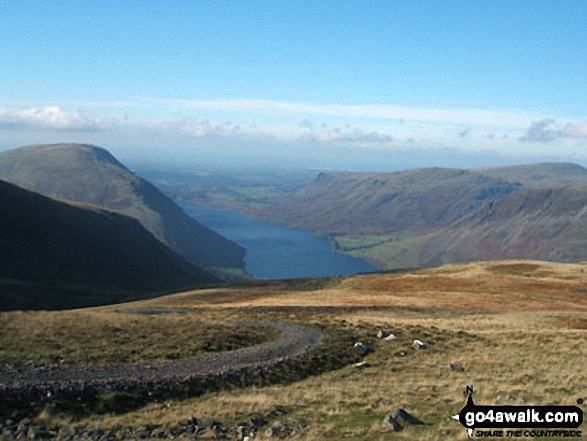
0;310;278;366
3;260;586;440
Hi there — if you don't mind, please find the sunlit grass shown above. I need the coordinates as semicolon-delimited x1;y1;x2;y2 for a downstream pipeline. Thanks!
3;260;587;440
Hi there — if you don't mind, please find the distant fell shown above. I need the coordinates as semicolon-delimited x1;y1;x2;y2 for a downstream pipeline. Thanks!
0;180;219;311
249;167;523;235
420;186;587;265
0;144;246;270
473;162;587;189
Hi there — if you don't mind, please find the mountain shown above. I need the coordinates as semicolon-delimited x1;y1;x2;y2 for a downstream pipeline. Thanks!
247;167;523;235
0;144;246;271
245;162;587;270
472;162;587;189
0;180;220;311
419;186;587;266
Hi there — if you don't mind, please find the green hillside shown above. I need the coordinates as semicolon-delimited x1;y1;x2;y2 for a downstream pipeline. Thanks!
0;144;246;271
0;180;220;311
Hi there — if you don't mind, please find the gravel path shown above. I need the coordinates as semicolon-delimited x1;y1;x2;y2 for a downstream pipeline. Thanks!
0;322;323;393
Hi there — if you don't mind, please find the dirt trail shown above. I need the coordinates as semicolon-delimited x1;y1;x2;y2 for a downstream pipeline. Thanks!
0;322;323;393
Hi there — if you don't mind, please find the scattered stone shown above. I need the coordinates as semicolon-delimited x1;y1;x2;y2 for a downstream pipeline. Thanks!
354;361;369;369
354;342;368;351
382;413;404;431
249;416;267;428
28;424;54;439
383;333;397;341
151;426;169;439
136;426;152;439
264;421;283;438
264;406;288;418
383;408;424;431
377;330;390;339
411;339;427;350
449;363;465;372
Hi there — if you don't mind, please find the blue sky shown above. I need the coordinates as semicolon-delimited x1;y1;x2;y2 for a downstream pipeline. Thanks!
1;0;587;170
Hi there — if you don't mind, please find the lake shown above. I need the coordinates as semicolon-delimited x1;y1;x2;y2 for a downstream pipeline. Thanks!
180;203;377;280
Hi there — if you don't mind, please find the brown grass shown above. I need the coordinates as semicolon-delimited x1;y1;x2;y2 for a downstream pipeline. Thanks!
0;310;278;365
3;260;587;440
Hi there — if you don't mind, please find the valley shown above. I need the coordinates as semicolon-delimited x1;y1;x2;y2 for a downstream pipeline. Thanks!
144;162;587;271
1;144;586;439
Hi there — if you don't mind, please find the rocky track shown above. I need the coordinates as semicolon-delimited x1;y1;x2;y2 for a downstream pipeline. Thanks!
0;322;323;394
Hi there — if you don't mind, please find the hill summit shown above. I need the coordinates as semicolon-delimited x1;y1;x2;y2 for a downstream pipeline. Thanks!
0;144;246;271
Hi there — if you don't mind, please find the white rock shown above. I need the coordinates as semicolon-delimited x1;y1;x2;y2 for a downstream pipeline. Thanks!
412;339;427;349
354;342;368;351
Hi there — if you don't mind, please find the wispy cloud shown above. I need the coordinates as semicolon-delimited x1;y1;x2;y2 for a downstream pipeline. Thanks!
562;122;587;139
298;127;394;144
142;97;539;129
519;118;560;143
0;106;103;131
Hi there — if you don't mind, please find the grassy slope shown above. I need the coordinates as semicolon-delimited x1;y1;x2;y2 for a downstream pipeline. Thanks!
0;180;219;311
248;168;522;235
473;162;587;189
418;186;587;266
0;144;246;270
3;260;586;440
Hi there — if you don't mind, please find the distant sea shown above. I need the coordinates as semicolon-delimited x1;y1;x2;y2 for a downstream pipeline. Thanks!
180;202;377;280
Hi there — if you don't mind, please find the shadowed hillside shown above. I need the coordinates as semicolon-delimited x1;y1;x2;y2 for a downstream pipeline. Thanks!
242;163;587;270
0;180;220;311
0;144;246;271
248;167;522;235
419;185;587;266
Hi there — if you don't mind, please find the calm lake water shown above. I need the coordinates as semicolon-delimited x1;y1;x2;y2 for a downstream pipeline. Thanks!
180;203;377;280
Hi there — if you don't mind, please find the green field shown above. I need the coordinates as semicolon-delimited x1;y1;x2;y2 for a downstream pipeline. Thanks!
332;234;431;269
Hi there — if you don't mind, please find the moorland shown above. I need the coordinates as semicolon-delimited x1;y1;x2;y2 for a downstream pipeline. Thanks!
1;260;586;440
1;143;586;440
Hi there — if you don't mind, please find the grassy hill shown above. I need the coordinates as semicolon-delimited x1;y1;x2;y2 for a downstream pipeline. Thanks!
0;144;246;272
1;260;585;440
418;185;587;266
473;162;587;188
0;180;220;311
244;163;587;270
247;168;522;235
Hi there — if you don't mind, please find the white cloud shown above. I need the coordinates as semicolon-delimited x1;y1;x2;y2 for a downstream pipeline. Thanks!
144;97;540;129
0;106;103;131
298;127;394;144
562;122;587;139
519;119;560;143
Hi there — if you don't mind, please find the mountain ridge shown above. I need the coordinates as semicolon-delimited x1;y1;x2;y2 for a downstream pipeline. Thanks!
0;179;219;311
243;162;587;269
0;143;246;271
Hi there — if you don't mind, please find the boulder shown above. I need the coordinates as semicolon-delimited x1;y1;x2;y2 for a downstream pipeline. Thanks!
377;330;390;338
383;408;424;431
411;339;427;349
354;342;368;351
